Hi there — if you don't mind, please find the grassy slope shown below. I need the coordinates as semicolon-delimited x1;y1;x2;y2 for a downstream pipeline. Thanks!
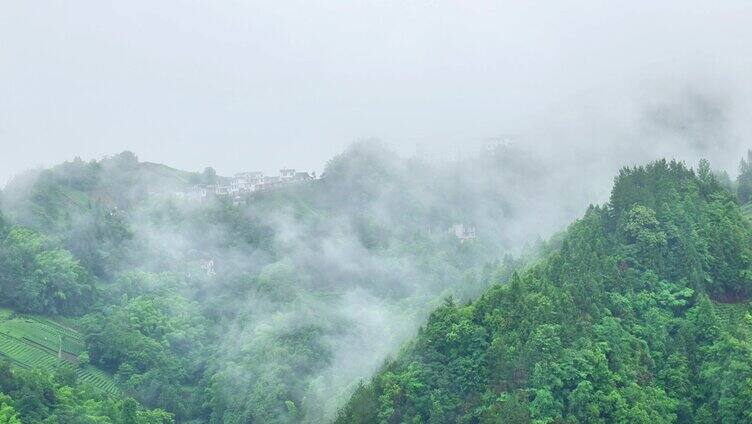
0;308;119;394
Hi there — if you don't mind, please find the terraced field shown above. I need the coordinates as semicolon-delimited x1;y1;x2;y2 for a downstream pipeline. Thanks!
77;365;121;394
0;332;61;370
0;310;119;394
0;317;85;355
0;308;12;320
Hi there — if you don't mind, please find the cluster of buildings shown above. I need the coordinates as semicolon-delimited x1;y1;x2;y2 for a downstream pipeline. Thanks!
174;167;479;243
176;169;317;205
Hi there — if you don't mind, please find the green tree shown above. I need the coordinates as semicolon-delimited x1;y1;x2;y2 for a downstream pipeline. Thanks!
737;150;752;203
0;394;21;424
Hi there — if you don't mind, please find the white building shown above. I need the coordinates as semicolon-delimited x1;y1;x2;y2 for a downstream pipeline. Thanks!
232;172;265;193
449;223;476;243
214;185;230;196
280;168;296;182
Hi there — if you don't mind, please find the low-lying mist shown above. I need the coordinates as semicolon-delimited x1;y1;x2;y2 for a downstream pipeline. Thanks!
1;78;750;422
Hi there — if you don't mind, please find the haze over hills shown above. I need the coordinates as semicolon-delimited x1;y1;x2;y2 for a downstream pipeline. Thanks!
3;1;752;187
3;1;752;422
336;159;752;423
2;142;752;422
0;143;546;422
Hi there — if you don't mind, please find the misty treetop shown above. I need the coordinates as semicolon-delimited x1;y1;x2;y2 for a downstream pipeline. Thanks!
336;159;752;423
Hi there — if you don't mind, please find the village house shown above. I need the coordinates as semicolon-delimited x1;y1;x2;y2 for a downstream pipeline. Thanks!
449;223;476;243
280;168;296;182
214;184;230;196
231;171;265;193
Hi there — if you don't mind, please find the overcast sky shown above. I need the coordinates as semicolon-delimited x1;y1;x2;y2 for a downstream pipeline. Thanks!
2;1;751;185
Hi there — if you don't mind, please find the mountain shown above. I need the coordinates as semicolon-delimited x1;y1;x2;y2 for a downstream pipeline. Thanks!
0;143;530;423
336;159;752;423
3;147;751;423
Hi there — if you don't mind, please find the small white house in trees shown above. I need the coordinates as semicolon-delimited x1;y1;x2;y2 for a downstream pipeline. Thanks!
449;223;476;243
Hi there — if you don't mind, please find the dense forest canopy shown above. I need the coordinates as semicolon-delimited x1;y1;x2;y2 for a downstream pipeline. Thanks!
336;159;752;423
2;146;752;423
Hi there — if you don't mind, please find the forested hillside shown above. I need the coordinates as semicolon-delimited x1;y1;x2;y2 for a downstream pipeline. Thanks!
3;146;752;423
0;144;539;423
4;0;749;422
336;159;752;423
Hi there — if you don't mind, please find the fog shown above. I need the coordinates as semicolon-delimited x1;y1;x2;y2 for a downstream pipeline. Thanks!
1;137;746;421
2;1;751;186
2;1;752;422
